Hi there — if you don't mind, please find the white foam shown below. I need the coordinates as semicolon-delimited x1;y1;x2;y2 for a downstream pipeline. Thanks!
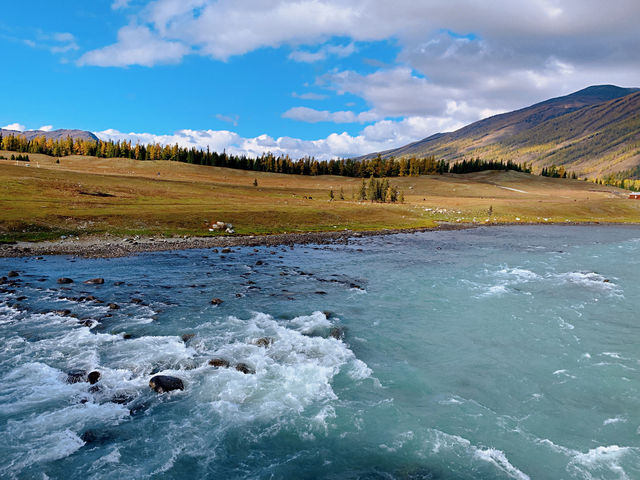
474;447;531;480
603;417;627;426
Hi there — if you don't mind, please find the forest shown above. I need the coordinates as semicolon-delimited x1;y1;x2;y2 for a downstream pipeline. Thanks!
0;132;636;190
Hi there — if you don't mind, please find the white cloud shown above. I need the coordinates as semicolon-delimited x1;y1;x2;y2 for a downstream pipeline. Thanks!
75;0;640;156
2;123;26;132
94;114;461;160
215;114;239;126
39;125;54;132
77;25;189;67
112;0;131;9
282;107;379;124
292;92;327;100
289;42;356;63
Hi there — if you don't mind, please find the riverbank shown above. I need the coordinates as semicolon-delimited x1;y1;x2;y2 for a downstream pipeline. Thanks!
0;221;627;258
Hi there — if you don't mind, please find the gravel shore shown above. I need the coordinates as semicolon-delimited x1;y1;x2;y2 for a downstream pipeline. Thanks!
0;225;471;258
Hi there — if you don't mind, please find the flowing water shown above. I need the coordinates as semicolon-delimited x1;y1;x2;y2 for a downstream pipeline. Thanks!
1;225;640;479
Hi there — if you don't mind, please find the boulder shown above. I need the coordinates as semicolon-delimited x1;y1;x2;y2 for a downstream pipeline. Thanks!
209;358;230;368
57;277;74;284
149;375;184;393
108;303;120;310
255;260;263;266
88;371;101;384
130;298;143;304
235;363;255;374
66;369;88;384
7;271;19;278
181;333;195;343
221;248;232;254
210;298;224;305
329;327;345;340
84;278;104;285
254;337;274;348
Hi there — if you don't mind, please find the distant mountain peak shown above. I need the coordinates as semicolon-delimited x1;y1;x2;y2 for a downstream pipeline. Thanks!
0;128;98;142
357;85;640;178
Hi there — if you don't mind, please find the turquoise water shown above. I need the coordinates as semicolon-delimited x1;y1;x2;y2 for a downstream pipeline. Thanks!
1;225;640;479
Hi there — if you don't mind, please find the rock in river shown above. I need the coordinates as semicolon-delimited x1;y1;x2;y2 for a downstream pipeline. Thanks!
209;358;230;368
84;278;104;285
235;363;255;374
57;277;74;284
210;298;224;305
149;375;184;393
88;371;101;384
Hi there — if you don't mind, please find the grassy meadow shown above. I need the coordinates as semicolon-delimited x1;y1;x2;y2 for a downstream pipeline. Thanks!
1;150;639;242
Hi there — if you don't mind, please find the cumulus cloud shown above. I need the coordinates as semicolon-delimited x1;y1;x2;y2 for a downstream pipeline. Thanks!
2;123;26;132
289;42;356;63
38;125;54;132
77;25;189;67
94;113;457;160
282;107;379;124
77;0;640;155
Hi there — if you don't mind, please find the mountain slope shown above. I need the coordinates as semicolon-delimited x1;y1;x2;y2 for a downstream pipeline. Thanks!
360;85;640;177
0;128;98;142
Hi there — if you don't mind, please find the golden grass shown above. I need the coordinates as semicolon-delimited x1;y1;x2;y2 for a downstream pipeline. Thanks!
1;150;639;241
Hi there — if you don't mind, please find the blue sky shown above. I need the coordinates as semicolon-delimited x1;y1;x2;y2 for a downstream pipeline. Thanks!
1;1;639;159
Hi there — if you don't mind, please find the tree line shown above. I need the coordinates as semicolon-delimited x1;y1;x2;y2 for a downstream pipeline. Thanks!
3;132;638;190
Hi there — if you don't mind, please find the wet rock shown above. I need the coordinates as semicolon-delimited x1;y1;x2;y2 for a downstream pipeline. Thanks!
181;333;195;343
603;279;610;283
149;375;184;393
7;271;19;278
88;371;101;384
113;281;125;286
57;277;74;284
81;430;113;444
315;291;328;295
221;248;232;253
329;327;345;340
108;303;120;310
209;358;230;368
66;369;88;384
16;296;27;301
85;295;96;302
255;260;263;266
88;384;103;394
84;278;104;285
122;333;133;340
55;309;72;316
0;276;7;284
235;363;255;374
210;298;224;305
111;393;135;404
131;297;144;304
254;337;274;348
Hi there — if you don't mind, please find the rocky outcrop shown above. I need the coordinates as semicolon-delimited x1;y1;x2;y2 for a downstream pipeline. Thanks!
149;375;184;393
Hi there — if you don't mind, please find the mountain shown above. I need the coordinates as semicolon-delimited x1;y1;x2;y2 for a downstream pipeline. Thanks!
0;128;98;142
360;85;640;177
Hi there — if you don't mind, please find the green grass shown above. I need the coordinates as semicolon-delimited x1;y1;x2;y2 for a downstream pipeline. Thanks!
1;151;639;242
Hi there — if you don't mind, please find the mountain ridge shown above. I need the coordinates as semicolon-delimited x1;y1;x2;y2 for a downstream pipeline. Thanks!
0;128;98;142
358;85;640;177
